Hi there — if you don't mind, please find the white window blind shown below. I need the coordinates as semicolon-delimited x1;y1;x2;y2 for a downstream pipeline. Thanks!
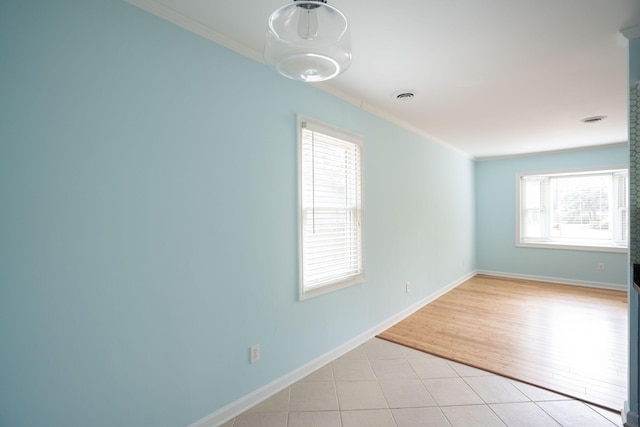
517;168;628;252
298;116;364;299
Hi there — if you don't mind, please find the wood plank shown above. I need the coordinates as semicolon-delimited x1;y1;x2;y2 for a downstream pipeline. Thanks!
378;274;628;411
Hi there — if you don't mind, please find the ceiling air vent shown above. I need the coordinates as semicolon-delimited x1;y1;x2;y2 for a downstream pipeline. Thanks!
393;90;417;101
581;115;607;124
396;92;414;100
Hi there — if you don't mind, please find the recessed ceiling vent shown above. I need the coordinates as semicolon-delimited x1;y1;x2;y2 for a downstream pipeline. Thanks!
581;115;607;124
396;92;414;100
393;90;416;101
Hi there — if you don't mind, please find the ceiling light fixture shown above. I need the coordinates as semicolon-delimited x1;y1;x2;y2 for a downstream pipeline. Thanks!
264;0;352;82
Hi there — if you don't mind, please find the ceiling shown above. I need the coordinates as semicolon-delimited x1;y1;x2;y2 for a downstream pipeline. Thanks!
127;0;640;159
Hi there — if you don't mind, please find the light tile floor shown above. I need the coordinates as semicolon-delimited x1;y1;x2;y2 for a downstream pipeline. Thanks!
221;338;624;427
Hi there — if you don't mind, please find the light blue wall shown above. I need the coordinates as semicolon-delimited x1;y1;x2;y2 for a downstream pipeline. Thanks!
0;1;475;426
476;145;629;286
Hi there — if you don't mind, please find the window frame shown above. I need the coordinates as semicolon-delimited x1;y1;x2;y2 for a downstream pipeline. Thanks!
515;166;628;253
297;115;365;300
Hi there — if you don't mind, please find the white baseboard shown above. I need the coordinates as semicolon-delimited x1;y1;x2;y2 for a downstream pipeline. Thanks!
373;271;476;336
188;271;474;427
476;270;628;292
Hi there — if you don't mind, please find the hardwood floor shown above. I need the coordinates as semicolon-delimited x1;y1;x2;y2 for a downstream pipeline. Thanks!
378;274;628;411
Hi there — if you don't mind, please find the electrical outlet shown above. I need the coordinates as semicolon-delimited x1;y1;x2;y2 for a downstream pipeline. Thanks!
405;281;411;293
250;344;260;364
598;263;605;271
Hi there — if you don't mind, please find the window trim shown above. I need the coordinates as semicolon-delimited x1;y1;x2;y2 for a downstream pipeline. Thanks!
297;115;365;300
515;166;628;253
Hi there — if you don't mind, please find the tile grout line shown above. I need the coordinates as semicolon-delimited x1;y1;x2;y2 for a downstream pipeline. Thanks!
226;338;624;427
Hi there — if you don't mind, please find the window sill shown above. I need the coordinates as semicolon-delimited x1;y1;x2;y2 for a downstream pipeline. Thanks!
299;275;364;301
517;241;628;253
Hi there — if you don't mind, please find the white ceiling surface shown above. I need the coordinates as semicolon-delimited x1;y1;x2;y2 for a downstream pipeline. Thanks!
129;0;640;159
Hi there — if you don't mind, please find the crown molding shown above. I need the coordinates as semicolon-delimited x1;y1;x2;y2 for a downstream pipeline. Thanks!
621;25;640;40
124;0;474;161
476;141;629;162
124;0;264;63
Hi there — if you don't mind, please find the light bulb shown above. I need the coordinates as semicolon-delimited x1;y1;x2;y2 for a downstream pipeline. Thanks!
298;8;319;40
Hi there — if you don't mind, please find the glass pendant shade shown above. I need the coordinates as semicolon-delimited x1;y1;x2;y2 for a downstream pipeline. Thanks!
264;1;352;82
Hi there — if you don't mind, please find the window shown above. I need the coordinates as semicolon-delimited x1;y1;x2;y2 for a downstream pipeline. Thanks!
516;168;628;252
298;115;364;299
